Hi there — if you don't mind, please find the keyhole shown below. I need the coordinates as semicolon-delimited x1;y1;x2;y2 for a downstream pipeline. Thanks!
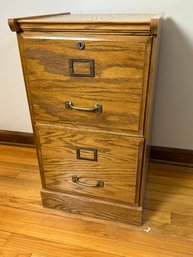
77;41;85;50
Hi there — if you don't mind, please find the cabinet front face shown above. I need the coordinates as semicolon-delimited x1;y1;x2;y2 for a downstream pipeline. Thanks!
9;12;161;226
22;33;152;135
36;124;144;205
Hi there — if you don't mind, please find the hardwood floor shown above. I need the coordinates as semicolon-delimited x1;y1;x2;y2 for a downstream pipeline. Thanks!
0;144;193;257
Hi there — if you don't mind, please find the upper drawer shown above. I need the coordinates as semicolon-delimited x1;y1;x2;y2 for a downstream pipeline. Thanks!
22;34;152;135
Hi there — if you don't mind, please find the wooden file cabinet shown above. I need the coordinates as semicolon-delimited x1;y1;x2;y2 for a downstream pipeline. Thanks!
9;13;162;225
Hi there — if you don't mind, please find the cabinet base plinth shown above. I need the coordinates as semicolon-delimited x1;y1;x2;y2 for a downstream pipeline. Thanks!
41;189;142;226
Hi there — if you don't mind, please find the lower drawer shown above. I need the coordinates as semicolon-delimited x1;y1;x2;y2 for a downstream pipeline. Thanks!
36;124;144;205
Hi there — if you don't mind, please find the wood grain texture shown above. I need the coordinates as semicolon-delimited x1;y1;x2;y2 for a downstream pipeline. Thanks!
9;14;162;226
36;123;144;205
5;234;121;257
2;129;193;167
8;12;70;32
139;27;162;205
16;32;49;189
171;208;193;227
11;13;162;34
151;146;193;165
1;145;193;256
0;129;34;147
22;34;151;135
19;23;153;35
0;231;11;247
41;189;142;226
2;130;193;166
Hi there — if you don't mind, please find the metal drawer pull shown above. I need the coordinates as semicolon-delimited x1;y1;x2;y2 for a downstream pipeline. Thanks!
72;176;104;188
65;101;102;113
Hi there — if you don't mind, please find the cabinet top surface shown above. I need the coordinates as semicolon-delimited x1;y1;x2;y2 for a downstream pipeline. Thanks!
8;12;163;34
18;13;160;23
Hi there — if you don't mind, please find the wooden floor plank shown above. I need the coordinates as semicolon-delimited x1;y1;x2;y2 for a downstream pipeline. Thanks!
0;205;192;257
149;162;193;177
144;198;193;214
0;247;32;257
0;213;160;257
0;176;41;200
0;231;11;247
5;233;123;257
171;211;193;227
1;145;193;257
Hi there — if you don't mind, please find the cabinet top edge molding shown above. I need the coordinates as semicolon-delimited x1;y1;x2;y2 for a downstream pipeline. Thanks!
8;12;163;35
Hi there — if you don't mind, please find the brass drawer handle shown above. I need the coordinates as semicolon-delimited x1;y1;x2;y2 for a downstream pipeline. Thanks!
65;101;102;113
72;176;104;188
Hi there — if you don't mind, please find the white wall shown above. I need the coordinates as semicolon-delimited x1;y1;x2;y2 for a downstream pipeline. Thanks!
1;0;193;149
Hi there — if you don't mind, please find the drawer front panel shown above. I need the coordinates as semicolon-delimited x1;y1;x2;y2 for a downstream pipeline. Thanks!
36;124;144;205
23;34;152;134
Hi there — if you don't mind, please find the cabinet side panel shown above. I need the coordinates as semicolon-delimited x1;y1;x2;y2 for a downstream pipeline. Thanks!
16;33;45;187
140;33;161;206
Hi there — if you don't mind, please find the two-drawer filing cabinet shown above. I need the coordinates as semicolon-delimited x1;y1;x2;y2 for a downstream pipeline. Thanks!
9;13;162;225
